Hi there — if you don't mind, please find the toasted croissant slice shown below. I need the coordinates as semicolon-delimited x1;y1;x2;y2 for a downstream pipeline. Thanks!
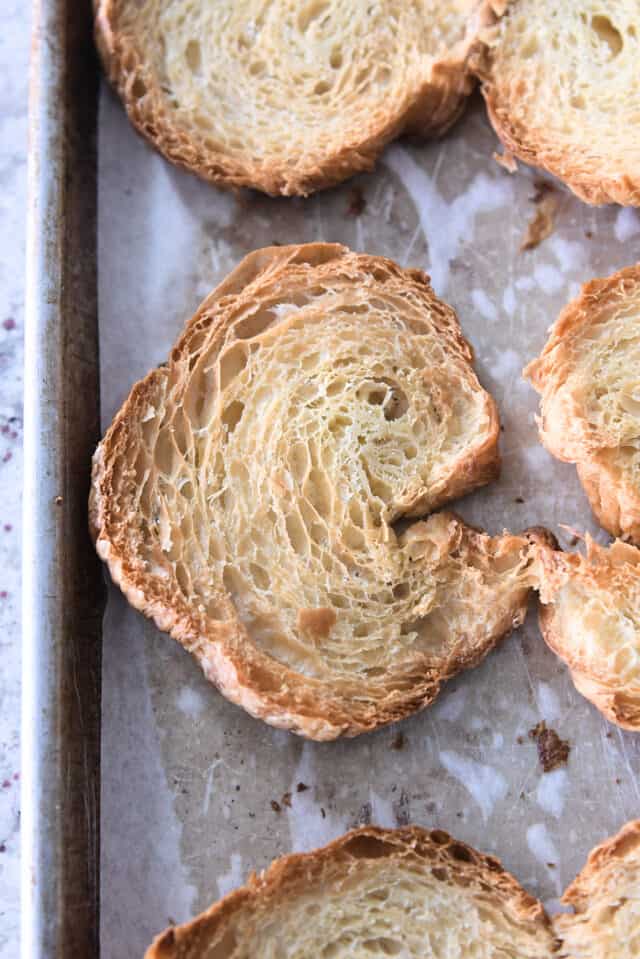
91;243;545;739
94;0;487;196
475;1;640;205
555;819;640;957
525;264;640;545
537;535;640;730
145;827;555;958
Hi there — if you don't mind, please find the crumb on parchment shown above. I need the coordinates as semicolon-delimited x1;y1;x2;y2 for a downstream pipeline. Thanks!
521;183;559;251
528;720;570;772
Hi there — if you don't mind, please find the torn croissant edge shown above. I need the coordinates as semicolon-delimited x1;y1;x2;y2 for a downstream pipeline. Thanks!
144;820;640;959
522;263;640;730
556;818;640;958
94;0;499;197
90;242;552;740
471;1;640;206
537;532;640;731
525;263;640;546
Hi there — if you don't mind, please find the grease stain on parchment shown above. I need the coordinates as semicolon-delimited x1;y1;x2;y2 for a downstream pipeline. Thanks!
536;769;569;819
368;789;396;829
527;824;561;893
433;686;468;723
101;595;196;959
533;263;564;295
536;682;561;721
217;853;244;898
286;743;348;852
472;288;499;322
615;207;640;243
176;685;208;718
384;144;513;294
439;750;508;821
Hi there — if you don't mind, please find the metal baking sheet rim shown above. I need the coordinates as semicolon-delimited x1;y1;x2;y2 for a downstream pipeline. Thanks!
22;1;102;957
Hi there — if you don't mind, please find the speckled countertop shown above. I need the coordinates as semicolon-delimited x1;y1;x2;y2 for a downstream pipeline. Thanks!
0;2;29;955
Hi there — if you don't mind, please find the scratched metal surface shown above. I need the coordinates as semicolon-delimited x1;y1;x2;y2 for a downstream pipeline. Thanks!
23;2;102;957
97;79;640;957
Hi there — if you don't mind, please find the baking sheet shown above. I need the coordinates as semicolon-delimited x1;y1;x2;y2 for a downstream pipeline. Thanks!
98;80;640;957
23;3;101;957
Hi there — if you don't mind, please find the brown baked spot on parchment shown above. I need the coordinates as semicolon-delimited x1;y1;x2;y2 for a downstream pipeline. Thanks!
528;721;570;772
530;180;555;204
346;186;366;217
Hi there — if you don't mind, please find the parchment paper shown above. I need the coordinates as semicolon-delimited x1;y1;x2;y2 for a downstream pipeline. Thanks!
98;81;640;958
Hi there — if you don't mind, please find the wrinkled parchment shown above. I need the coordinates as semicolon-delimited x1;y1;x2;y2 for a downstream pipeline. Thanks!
98;83;640;959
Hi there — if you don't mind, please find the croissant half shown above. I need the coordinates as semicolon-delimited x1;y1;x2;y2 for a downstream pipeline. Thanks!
94;0;491;196
475;0;640;205
525;263;640;545
556;818;640;958
146;819;640;958
537;535;640;730
145;826;555;959
91;243;546;739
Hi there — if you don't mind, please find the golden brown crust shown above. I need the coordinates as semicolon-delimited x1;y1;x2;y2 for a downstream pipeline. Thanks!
576;459;640;546
562;819;640;911
91;242;545;739
525;263;640;545
144;826;555;959
474;1;640;206
540;608;640;731
537;536;640;730
555;820;640;957
94;0;490;197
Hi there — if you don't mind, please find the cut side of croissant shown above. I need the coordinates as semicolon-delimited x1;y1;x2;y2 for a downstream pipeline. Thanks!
555;819;640;958
525;264;640;545
94;0;487;196
537;535;640;730
90;243;546;739
475;0;640;205
145;826;556;959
